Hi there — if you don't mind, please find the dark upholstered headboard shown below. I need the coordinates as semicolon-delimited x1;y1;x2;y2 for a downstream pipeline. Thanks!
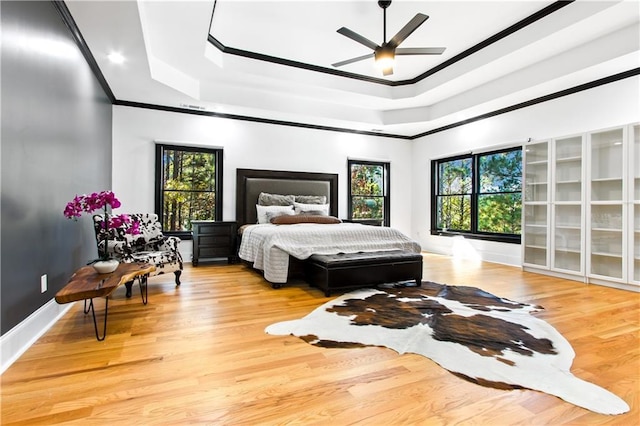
236;169;338;226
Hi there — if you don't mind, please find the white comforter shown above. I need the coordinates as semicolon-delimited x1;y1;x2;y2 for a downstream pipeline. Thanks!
238;223;422;283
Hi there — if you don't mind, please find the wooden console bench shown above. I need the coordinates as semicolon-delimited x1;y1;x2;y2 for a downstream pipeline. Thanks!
55;262;155;341
305;250;423;296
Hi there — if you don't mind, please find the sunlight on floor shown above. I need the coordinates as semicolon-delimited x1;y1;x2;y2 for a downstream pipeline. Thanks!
451;236;482;265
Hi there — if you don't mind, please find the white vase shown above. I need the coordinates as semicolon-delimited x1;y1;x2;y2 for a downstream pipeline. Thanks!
93;259;119;274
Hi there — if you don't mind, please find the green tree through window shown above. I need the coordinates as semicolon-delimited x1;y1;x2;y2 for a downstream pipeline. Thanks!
478;150;522;234
432;147;522;243
155;144;223;237
348;160;390;226
437;158;472;231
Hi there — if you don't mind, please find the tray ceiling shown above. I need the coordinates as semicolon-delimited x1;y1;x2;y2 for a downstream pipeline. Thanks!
65;0;640;137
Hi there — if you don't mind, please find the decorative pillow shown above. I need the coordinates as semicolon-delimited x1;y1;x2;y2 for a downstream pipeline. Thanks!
258;192;295;206
270;214;342;225
256;204;294;224
294;195;327;204
265;209;296;223
293;202;330;216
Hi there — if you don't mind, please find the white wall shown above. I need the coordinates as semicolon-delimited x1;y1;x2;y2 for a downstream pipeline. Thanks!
412;76;640;266
112;77;640;266
112;106;414;261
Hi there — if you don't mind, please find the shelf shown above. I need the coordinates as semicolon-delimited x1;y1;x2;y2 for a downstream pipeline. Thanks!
554;201;581;206
590;201;623;205
525;224;547;228
555;225;581;230
525;245;546;250
591;227;623;232
591;251;623;258
526;182;548;186
555;248;581;254
591;177;623;182
526;160;548;166
556;180;581;184
556;156;582;163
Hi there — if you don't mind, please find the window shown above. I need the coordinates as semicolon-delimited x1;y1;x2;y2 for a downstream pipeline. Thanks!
348;160;390;226
431;147;522;243
155;144;223;238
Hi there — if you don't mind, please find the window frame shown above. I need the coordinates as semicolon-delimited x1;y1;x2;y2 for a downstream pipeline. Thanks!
154;144;223;239
430;146;522;244
347;159;390;227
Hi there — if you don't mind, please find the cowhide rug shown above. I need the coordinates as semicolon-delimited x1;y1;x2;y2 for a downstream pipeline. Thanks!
265;281;629;415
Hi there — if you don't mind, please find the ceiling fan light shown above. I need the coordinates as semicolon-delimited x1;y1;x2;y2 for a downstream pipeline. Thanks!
374;48;395;70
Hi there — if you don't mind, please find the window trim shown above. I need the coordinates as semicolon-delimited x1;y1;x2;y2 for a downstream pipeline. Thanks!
430;146;522;244
155;144;223;239
347;159;390;227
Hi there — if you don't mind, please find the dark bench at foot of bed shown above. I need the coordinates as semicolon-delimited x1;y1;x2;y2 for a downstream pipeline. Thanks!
305;250;423;297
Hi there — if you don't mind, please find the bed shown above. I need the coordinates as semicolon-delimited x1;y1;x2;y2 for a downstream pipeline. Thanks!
236;168;422;293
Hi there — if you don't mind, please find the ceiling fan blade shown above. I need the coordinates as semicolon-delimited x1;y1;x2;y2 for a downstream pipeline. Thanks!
332;53;375;68
395;47;446;55
337;27;380;51
382;67;394;76
388;13;429;48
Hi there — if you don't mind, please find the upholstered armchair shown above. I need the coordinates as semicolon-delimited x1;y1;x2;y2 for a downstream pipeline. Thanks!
93;213;183;297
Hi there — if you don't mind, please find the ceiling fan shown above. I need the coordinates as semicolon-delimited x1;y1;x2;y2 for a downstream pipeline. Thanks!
332;0;446;76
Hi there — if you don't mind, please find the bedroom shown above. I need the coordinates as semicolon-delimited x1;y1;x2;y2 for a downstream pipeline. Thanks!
1;0;639;423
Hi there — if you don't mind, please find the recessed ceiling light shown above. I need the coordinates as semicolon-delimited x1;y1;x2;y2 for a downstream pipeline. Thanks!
107;51;125;64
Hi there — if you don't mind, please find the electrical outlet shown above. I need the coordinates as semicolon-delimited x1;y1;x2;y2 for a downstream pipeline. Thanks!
40;274;47;293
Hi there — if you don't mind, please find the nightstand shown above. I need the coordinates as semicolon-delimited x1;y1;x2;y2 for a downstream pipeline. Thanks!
191;221;237;266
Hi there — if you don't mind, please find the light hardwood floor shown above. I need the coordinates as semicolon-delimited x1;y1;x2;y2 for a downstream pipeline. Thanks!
1;253;638;425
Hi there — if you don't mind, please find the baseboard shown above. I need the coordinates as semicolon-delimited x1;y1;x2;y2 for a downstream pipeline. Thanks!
422;236;521;267
0;299;73;375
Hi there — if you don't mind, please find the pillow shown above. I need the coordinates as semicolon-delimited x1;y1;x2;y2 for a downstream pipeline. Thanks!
271;214;342;225
256;204;294;224
294;195;327;204
258;192;295;206
293;202;330;216
265;209;295;223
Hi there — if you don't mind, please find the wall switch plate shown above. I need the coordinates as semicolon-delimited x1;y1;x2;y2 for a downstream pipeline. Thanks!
40;274;47;293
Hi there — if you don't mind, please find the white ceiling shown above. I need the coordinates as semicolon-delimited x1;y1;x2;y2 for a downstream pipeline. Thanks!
65;0;640;137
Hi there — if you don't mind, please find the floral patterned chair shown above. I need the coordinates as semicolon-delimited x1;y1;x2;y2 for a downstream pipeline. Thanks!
93;213;183;297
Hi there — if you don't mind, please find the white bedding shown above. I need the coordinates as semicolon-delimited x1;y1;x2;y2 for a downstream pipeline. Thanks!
238;223;422;283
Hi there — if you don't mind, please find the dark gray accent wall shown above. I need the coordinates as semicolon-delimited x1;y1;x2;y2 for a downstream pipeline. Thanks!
1;1;113;334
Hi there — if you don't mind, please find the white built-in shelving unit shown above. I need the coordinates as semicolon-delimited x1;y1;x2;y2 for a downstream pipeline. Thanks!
523;122;639;292
553;135;584;276
587;127;626;283
630;124;640;285
523;141;549;268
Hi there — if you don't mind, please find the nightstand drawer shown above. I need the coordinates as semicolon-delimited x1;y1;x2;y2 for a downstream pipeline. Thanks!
199;235;231;246
197;224;235;235
199;247;234;258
